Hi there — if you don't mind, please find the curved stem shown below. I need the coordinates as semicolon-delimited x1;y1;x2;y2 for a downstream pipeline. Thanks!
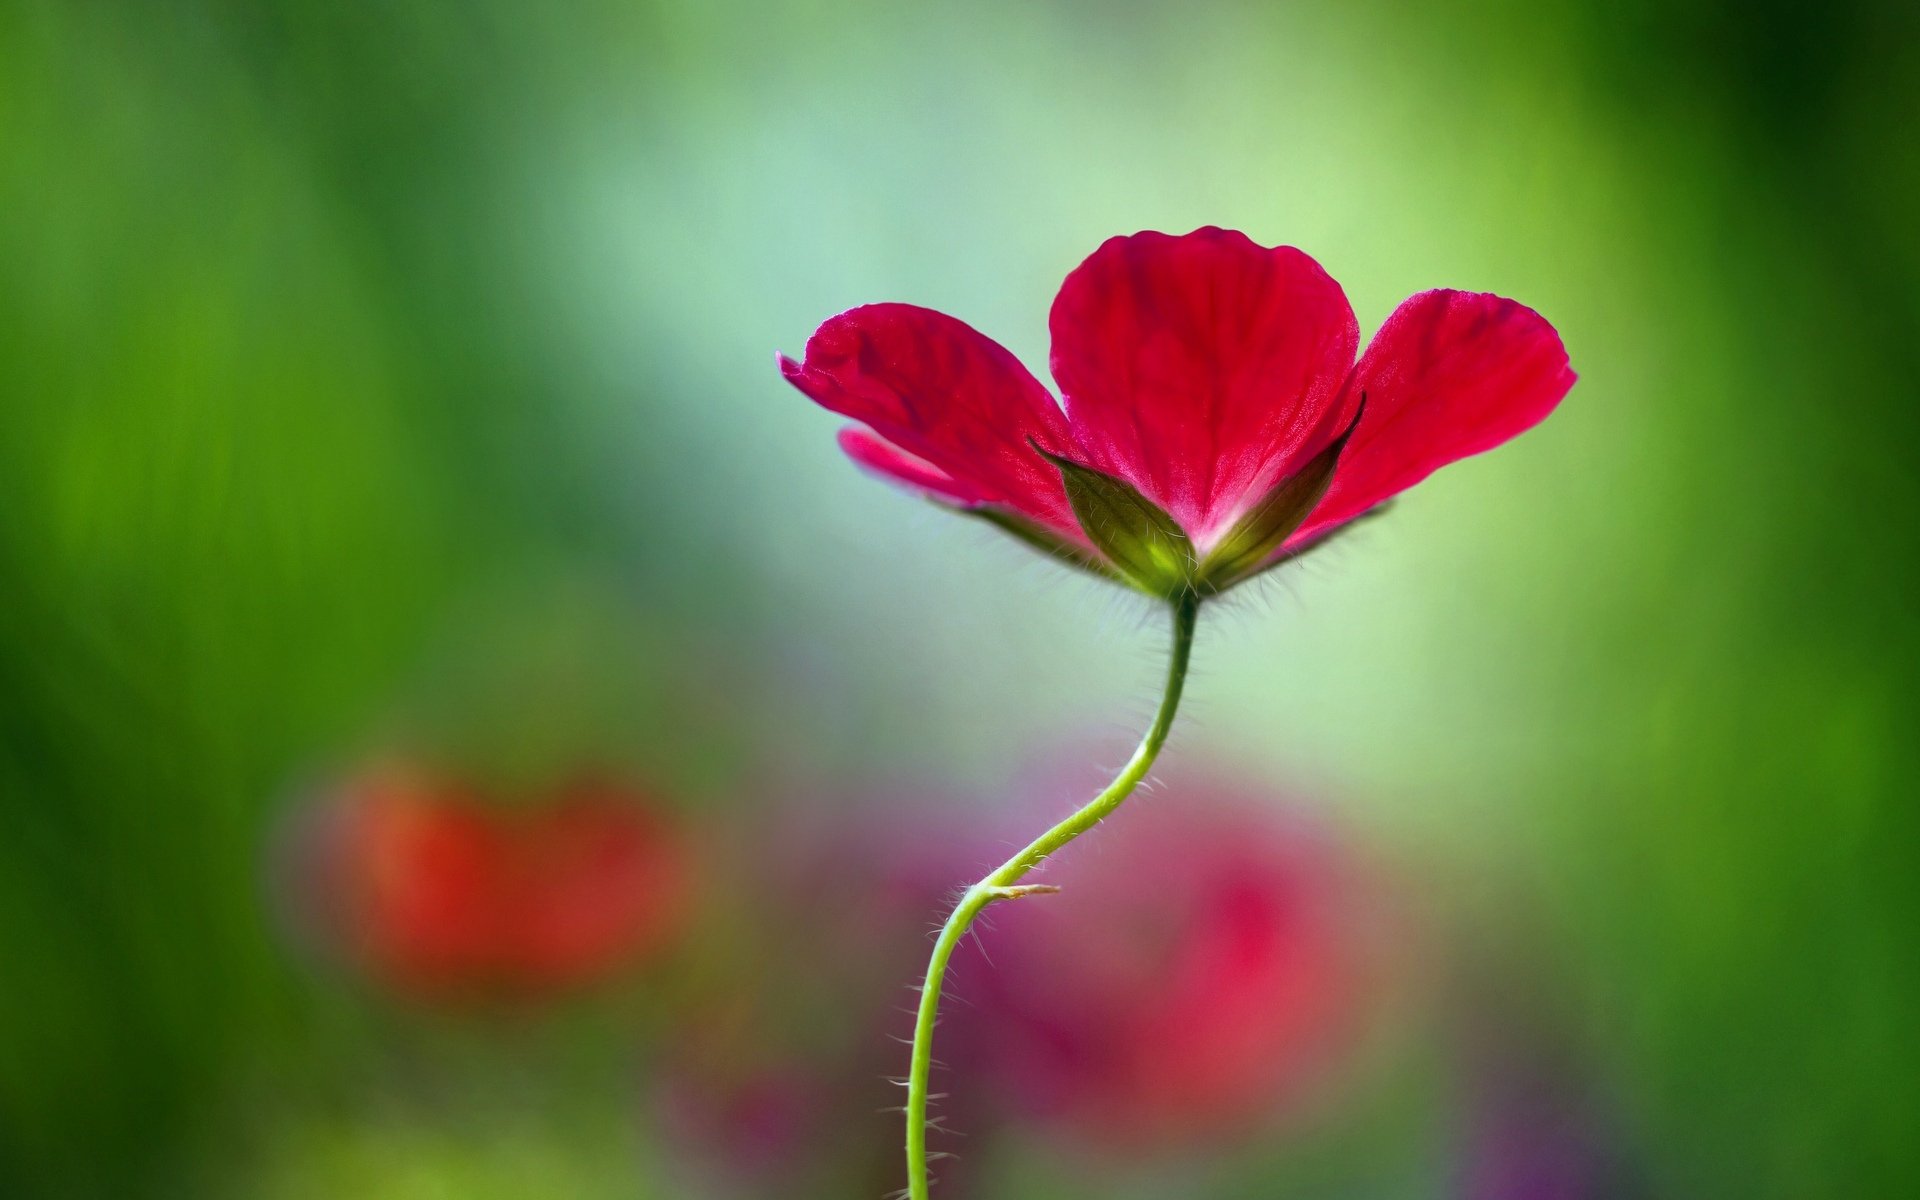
903;590;1200;1198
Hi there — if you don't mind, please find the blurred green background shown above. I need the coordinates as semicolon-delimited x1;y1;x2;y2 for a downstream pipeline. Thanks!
3;0;1917;1196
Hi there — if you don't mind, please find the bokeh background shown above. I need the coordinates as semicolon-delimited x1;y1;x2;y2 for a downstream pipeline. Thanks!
4;0;1917;1196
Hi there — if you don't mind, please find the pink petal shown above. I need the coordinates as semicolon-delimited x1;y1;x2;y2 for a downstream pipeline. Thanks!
1291;290;1576;545
1048;228;1359;547
836;426;993;506
779;303;1079;538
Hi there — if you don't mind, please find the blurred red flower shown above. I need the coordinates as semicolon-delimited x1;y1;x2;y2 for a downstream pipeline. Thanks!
286;768;691;999
781;227;1573;592
960;767;1391;1149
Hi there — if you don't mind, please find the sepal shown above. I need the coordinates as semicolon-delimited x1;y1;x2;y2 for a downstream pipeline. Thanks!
1030;440;1196;598
1230;500;1395;587
1195;396;1364;593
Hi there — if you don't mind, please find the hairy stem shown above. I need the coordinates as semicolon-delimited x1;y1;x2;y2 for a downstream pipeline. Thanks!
903;590;1200;1198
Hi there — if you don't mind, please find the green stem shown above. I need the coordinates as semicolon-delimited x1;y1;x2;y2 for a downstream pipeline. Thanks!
903;590;1200;1199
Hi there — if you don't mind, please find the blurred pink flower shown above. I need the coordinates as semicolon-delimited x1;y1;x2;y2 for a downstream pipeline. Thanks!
652;766;1393;1188
961;765;1392;1149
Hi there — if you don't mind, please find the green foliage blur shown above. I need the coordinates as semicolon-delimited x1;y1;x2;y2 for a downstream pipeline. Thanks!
3;0;1916;1196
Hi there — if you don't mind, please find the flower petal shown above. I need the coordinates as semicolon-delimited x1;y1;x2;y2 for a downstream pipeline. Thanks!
836;426;992;506
1291;290;1575;545
780;303;1078;537
1049;228;1359;547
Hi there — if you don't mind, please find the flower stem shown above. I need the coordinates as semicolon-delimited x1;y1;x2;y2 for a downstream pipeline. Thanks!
903;590;1200;1199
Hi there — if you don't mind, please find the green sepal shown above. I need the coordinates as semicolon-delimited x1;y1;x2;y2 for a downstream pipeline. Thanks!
953;503;1127;584
1231;499;1395;587
1030;440;1195;598
1195;396;1365;594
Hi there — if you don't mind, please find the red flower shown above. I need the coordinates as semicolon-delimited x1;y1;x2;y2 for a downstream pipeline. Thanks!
781;228;1574;594
287;768;691;999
